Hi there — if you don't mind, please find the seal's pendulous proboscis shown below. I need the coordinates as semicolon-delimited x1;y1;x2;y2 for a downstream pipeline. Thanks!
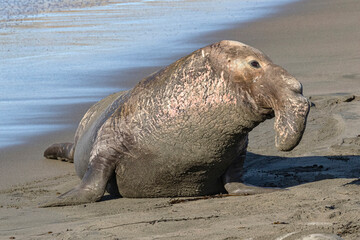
43;40;309;206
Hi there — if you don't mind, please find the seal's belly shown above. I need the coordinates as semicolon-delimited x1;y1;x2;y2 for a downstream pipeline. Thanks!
115;155;229;197
113;130;246;197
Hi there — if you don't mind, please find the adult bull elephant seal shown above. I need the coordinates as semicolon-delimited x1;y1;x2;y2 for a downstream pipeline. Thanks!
43;40;310;207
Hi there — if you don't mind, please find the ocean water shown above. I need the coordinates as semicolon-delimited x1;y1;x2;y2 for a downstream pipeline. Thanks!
0;0;295;149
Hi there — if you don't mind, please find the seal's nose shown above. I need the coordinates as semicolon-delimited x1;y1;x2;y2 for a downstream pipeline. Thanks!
270;65;303;94
282;75;303;94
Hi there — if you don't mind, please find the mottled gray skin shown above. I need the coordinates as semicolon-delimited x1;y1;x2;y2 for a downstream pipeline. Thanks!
43;40;310;207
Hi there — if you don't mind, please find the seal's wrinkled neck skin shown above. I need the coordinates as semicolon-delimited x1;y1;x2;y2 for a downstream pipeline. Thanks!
129;47;256;151
207;40;310;151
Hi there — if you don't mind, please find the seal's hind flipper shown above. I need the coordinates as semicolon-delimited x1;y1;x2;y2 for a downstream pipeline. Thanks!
44;143;74;162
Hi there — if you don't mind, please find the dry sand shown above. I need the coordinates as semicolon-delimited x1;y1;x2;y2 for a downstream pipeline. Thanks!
1;0;360;239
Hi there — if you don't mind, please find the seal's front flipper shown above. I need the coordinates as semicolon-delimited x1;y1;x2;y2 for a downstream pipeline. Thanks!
44;143;75;162
40;155;115;207
222;139;285;195
40;186;102;207
224;182;285;195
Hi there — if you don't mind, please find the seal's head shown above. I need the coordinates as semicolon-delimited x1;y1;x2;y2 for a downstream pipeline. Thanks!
208;40;310;151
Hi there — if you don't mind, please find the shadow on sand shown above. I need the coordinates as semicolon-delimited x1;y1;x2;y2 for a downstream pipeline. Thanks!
243;152;360;188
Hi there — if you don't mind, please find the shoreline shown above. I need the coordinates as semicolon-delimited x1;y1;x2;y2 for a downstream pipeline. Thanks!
1;0;360;239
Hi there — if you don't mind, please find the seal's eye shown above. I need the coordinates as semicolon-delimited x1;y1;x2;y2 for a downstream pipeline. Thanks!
249;60;261;69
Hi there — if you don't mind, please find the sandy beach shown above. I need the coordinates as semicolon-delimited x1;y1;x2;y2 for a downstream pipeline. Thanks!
1;0;360;239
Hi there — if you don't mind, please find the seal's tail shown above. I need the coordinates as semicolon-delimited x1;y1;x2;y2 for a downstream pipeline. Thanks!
44;143;75;163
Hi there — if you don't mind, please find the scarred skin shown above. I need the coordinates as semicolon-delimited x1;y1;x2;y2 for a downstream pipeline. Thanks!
43;40;310;207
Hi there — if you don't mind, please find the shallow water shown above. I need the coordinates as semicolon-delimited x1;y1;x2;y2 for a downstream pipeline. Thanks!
0;0;295;149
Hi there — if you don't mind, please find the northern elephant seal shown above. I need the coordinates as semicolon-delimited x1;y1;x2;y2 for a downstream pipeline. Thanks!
43;40;310;206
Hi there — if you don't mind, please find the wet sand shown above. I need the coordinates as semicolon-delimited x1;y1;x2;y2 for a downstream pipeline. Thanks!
1;0;360;239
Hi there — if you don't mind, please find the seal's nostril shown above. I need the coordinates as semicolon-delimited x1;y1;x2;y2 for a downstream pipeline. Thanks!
294;83;303;94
